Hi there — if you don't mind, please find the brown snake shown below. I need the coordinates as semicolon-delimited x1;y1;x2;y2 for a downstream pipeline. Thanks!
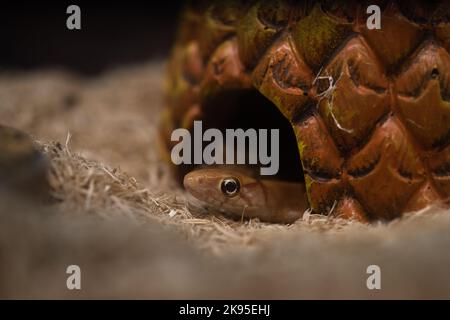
184;168;308;224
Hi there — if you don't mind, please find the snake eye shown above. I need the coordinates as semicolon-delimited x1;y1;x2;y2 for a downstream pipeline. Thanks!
221;178;240;197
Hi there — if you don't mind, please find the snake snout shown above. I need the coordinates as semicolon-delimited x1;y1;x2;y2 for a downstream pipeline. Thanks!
183;173;193;190
183;172;203;196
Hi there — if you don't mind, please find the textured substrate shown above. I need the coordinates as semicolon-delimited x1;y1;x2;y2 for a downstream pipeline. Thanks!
0;63;449;298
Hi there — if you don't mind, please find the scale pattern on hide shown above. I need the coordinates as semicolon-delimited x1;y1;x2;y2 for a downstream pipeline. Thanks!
162;1;450;221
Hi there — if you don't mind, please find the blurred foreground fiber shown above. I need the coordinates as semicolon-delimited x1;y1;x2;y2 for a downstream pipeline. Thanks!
0;63;449;298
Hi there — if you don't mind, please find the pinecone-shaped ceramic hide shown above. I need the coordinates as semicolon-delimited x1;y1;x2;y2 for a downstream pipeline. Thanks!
161;0;450;221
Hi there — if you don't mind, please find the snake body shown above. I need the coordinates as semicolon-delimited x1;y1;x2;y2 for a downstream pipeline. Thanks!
184;168;308;224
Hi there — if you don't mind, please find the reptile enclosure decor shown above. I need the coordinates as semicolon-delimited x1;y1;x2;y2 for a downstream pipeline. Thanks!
162;0;450;222
1;0;450;300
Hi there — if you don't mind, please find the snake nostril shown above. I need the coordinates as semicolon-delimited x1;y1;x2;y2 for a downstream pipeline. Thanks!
183;174;195;190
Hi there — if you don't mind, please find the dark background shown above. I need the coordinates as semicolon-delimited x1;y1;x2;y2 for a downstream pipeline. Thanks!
0;2;182;75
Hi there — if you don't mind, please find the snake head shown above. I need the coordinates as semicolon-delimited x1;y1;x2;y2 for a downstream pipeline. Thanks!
183;168;265;217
